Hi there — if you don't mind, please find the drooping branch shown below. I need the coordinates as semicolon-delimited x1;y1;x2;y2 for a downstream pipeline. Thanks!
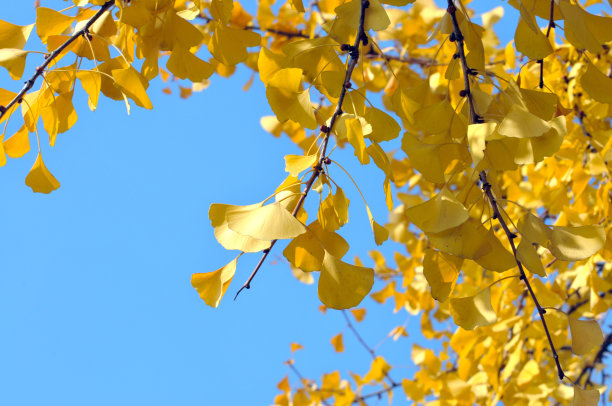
234;0;371;298
479;171;566;381
0;1;115;120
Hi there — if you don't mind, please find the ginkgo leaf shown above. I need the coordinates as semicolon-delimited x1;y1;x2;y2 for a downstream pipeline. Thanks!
0;20;34;50
516;239;546;276
559;0;612;53
351;308;366;321
283;228;324;272
266;68;317;130
318;252;374;309
366;206;388;246
518;212;551;246
191;256;238;308
335;0;390;32
209;203;271;253
547;225;605;261
571;385;600;406
497;104;551;138
111;67;153;110
367;143;392;178
309;220;349;259
345;117;370;164
291;266;314;284
36;7;74;44
423;249;462;302
77;70;102;111
227;202;306;240
25;152;60;194
0;49;28;80
467;123;495;167
473;229;517;273
581;62;612;104
284;154;317;177
405;187;469;234
331;333;344;352
209;23;261;66
363;356;391;383
290;0;305;12
365;108;400;142
514;10;553;60
258;47;288;85
401;134;445;183
333;188;349;227
167;45;214;82
3;125;29;158
569;317;604;355
450;287;497;330
428;219;491;260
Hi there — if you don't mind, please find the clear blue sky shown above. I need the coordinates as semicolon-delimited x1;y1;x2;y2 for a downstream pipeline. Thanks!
0;2;523;405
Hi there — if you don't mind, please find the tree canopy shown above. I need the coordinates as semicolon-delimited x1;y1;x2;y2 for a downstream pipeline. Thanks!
1;0;612;404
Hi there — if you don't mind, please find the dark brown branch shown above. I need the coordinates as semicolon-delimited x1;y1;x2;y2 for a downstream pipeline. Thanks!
0;1;115;120
446;0;479;124
234;0;371;299
539;0;556;89
479;171;565;381
351;382;401;404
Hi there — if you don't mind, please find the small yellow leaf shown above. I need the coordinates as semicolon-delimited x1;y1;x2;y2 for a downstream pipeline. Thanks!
516;359;540;386
516;240;546;276
405;187;469;234
291;266;314;284
284;229;324;272
290;342;304;353
345;117;370;164
428;218;491;260
228;202;306;240
363;356;391;383
333;188;350;227
423;249;462;302
111;67;153;110
581;62;612;104
291;0;305;12
518;212;551;246
467;123;495;167
3;125;30;158
191;257;238;308
365;108;400;142
331;333;344;352
571;385;600;406
266;68;317;130
284;154;317;177
167;45;214;82
318;252;374;309
25;152;60;194
0;20;34;50
209;23;261;66
0;49;28;80
209;203;271;252
335;0;390;32
77;70;102;111
450;287;497;330
350;308;366;322
401;134;445;184
547;225;606;261
569;317;604;355
514;11;553;60
365;206;388;246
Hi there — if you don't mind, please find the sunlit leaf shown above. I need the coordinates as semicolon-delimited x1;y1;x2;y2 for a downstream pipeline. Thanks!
191;256;238;308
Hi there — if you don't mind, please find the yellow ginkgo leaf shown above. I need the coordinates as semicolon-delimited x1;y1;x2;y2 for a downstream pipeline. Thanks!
284;154;317;177
367;142;392;179
497;104;551;138
209;203;271;252
191;256;238;308
516;359;540;387
365;206;388;246
547;224;605;261
3;124;29;158
36;7;74;44
467;122;495;167
290;0;305;12
25;152;60;194
581;62;612;104
0;20;34;50
473;229;517;273
318;252;374;309
518;212;551;246
333;188;349;227
363;356;391;383
405;187;469;234
227;202;306;241
516;239;546;276
77;70;102;111
283;229;324;272
0;49;28;80
258;47;288;85
334;0;390;32
423;249;462;302
351;308;366;321
209;23;261;66
428;218;491;260
345;117;370;164
571;385;600;406
331;333;344;352
309;220;349;259
166;45;214;83
559;0;612;53
111;67;153;110
266;68;317;130
401;134;445;184
514;11;553;60
290;342;304;353
568;317;604;355
450;287;497;330
364;107;400;142
291;265;314;284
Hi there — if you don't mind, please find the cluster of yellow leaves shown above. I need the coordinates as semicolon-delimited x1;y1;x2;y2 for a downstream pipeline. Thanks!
3;0;612;404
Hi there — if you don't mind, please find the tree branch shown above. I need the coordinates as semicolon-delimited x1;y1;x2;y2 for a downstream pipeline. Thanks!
0;1;115;120
538;0;556;89
234;0;371;298
576;330;612;387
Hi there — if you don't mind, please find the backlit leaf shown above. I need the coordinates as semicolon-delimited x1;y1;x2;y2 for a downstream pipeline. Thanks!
25;152;60;194
450;287;497;330
191;256;238;308
318;252;374;309
227;202;306;240
569;317;604;355
547;225;605;261
405;187;469;234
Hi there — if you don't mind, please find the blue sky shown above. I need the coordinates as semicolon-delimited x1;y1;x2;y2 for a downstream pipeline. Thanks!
0;1;526;405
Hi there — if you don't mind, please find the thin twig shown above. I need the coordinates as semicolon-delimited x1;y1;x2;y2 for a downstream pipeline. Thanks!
538;0;556;89
576;331;612;387
479;172;565;381
0;1;115;120
234;0;371;299
352;382;401;404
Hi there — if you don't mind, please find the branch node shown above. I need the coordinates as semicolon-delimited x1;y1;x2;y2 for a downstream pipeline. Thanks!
320;125;330;133
459;89;469;98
